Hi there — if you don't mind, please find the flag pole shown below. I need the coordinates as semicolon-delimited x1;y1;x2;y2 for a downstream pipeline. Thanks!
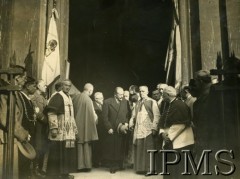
65;59;70;79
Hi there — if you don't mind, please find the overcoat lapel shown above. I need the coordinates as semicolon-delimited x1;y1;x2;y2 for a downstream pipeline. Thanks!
93;101;102;111
110;98;120;112
134;101;141;115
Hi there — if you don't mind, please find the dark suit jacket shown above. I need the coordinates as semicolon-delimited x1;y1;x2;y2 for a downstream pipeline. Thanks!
102;97;130;132
93;101;102;118
101;97;130;161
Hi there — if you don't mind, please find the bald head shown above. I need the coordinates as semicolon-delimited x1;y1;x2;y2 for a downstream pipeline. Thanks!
37;79;47;93
114;87;124;101
83;83;94;96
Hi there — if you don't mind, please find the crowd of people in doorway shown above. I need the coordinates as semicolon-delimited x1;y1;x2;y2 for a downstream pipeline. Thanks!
0;65;223;179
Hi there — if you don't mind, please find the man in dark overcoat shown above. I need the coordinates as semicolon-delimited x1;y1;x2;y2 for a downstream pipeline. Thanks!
102;87;131;173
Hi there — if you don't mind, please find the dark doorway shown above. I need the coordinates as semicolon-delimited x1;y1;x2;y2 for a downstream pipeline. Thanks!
69;0;173;98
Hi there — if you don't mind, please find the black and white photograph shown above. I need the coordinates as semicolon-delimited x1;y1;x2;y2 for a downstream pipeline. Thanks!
0;0;240;178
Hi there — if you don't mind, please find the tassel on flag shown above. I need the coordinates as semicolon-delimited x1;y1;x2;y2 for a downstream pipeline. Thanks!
41;8;60;86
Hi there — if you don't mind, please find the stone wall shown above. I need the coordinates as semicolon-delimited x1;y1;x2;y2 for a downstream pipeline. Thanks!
0;0;13;69
198;0;240;71
199;0;222;70
226;0;240;56
0;0;69;81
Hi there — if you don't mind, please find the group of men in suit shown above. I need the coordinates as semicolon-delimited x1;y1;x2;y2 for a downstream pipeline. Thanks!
82;83;196;177
1;67;218;179
44;70;238;179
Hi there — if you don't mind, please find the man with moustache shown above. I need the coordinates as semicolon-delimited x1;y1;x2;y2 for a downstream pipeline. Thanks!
102;87;130;173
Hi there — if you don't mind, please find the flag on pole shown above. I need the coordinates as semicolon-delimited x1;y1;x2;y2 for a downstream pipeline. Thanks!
165;25;176;86
175;24;182;90
165;0;182;90
41;9;60;86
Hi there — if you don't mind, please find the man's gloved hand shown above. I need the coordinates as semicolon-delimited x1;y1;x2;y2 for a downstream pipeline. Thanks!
51;128;58;138
120;124;128;134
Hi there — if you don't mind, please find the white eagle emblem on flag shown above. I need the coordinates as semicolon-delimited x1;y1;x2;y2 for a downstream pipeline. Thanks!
41;9;60;86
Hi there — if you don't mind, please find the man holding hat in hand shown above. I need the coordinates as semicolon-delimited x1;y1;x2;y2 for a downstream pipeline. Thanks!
17;76;38;178
102;87;131;173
